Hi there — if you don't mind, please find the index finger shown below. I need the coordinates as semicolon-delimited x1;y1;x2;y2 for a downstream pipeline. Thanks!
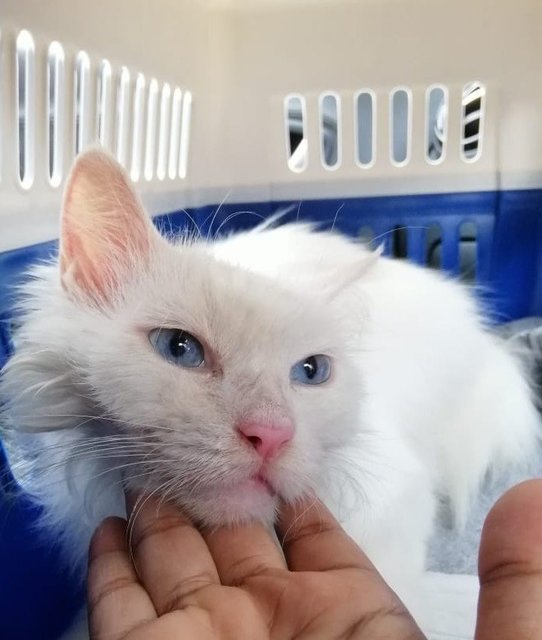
203;520;286;587
127;492;220;614
88;517;157;640
277;495;374;572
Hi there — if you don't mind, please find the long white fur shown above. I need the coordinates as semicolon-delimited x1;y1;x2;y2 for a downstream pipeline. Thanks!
1;151;539;621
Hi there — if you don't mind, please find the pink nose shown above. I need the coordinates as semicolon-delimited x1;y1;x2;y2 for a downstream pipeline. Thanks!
237;419;294;460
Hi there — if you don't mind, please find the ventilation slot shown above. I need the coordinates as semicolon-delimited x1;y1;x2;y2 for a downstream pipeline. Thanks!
178;90;192;179
144;78;159;181
355;91;375;167
391;226;408;258
285;95;308;173
156;83;172;181
47;42;65;187
459;221;477;282
390;88;411;166
426;86;447;164
168;88;182;180
74;51;91;156
96;60;112;148
115;67;131;167
461;82;485;162
16;30;35;189
426;224;443;270
319;93;340;169
130;73;146;182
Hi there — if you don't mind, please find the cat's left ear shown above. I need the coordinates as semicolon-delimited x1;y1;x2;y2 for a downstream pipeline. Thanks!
59;150;162;306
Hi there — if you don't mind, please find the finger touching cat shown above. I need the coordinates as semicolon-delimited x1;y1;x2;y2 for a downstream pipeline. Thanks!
127;495;220;615
277;496;373;574
88;517;157;639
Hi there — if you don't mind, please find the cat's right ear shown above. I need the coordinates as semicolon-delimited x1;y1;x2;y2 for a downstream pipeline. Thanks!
320;245;383;301
59;150;162;307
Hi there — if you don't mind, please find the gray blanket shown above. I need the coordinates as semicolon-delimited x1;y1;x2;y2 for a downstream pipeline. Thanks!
428;317;542;574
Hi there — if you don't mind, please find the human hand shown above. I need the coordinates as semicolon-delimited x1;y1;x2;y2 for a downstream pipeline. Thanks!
87;493;423;639
87;480;542;640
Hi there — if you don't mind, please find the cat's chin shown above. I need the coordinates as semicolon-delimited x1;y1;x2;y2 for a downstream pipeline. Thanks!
193;474;280;527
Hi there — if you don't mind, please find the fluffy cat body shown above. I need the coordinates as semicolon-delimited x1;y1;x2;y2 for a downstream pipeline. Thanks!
1;151;539;624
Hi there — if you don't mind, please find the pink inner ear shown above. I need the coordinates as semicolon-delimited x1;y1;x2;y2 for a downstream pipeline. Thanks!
60;150;154;305
60;223;104;300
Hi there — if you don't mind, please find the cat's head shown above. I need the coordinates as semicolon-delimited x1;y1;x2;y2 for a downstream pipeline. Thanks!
3;151;366;527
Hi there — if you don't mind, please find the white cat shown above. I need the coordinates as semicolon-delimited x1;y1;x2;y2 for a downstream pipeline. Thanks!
1;150;539;626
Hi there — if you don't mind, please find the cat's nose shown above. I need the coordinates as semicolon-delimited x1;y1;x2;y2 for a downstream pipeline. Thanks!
237;419;294;460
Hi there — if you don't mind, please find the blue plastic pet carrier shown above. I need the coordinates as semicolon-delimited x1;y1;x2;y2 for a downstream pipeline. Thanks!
1;1;542;638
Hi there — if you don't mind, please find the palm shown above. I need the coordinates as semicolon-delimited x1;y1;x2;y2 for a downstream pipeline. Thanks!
88;498;421;640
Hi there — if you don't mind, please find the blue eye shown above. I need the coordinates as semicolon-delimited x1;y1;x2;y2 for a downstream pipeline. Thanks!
149;328;205;368
290;355;331;385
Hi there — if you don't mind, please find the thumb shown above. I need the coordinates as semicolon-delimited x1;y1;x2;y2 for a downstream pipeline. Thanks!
476;479;542;639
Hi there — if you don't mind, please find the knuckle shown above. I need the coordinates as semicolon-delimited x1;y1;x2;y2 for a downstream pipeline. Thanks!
159;572;218;613
481;558;542;586
224;554;277;586
88;575;139;615
132;513;192;552
343;601;417;638
286;519;338;545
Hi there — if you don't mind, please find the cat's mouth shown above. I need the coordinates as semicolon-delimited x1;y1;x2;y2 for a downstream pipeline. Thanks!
251;473;276;496
190;465;286;523
227;472;277;497
208;471;278;502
